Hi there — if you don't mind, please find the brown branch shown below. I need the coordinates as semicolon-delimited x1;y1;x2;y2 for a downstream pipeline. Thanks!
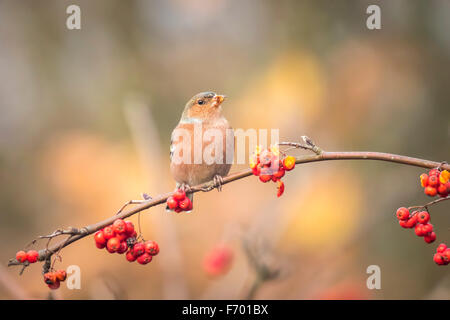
408;196;450;211
7;142;450;268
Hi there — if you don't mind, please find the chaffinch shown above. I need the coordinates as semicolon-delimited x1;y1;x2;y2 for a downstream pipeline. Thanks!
168;91;234;211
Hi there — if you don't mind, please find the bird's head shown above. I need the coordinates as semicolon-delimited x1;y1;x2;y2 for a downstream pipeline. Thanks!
181;91;226;122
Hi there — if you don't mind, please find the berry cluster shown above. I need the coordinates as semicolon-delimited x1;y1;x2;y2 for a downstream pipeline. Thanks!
433;244;450;266
94;218;159;265
396;208;436;243
249;145;296;197
15;250;39;264
44;269;67;290
166;189;192;213
420;169;449;198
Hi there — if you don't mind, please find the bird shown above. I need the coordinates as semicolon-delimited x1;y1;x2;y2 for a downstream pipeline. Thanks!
168;91;234;211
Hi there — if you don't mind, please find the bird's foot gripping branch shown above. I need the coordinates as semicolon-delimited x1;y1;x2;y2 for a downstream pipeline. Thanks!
7;137;450;290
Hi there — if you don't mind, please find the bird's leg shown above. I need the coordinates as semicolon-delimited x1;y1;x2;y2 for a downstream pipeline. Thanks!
179;183;193;193
201;175;224;192
116;193;152;215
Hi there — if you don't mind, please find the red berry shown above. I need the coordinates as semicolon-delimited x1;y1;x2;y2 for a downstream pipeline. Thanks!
132;242;145;256
428;169;440;177
173;189;186;201
437;243;447;253
103;226;115;240
405;215;418;228
417;211;430;224
424;186;437;197
26;250;39;263
252;164;261;176
48;280;61;290
106;237;121;253
16;251;28;263
277;180;285;197
116;233;128;242
55;270;67;281
422;223;433;234
44;272;57;285
94;231;106;245
259;167;272;183
137;253;152;265
126;250;137;262
396;207;410;221
428;175;439;187
203;246;233;277
424;232;436;244
166;196;178;210
96;242;106;249
415;224;426;237
112;219;126;234
125;221;135;235
399;220;409;228
174;207;182;213
144;240;159;256
437;184;448;197
443;249;450;263
117;241;128;254
179;197;191;211
419;173;428;187
272;167;285;179
433;253;445;265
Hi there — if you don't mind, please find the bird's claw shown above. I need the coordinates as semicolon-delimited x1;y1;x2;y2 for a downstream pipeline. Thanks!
213;175;224;192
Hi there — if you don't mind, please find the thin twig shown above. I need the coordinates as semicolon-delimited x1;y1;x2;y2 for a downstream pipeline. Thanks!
7;143;450;268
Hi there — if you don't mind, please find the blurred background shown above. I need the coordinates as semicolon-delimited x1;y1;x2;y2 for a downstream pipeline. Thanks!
0;0;449;299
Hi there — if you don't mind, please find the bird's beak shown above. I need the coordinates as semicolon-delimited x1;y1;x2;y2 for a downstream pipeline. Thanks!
212;94;226;108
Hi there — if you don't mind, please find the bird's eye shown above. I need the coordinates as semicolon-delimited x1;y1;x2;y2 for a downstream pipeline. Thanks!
197;100;204;105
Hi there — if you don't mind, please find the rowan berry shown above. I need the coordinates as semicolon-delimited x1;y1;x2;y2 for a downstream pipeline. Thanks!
117;241;128;254
94;231;106;245
26;250;39;263
144;240;159;256
112;219;127;234
16;251;27;263
137;253;152;265
48;280;60;290
132;242;145;256
428;175;439;187
166;196;178;210
125;221;135;235
106;237;121;253
277;180;285;197
416;211;430;224
55;270;67;281
424;232;436;244
173;189;186;201
419;173;428;187
126;250;137;262
179;197;191;211
424;186;437;197
436;243;447;253
396;207;410;221
283;156;296;171
103;226;115;240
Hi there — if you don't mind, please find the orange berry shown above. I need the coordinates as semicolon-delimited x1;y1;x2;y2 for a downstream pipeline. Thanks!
419;173;428;187
283;156;296;171
424;186;437;197
55;270;67;282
